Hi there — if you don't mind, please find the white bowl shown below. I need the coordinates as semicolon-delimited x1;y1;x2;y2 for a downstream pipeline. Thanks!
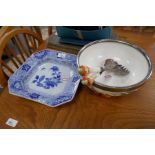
77;40;152;96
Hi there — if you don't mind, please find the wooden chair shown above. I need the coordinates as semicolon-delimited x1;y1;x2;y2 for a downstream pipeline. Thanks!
33;26;53;40
20;26;53;40
0;26;14;38
0;28;44;87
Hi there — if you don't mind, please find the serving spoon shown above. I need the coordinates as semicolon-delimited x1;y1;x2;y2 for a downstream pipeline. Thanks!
78;59;130;76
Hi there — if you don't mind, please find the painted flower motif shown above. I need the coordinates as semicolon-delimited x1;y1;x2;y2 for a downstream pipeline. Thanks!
32;75;45;84
32;66;62;89
51;66;59;71
72;75;80;82
52;71;61;79
12;81;22;90
34;50;48;59
30;93;40;99
53;95;72;105
22;64;31;72
43;78;58;88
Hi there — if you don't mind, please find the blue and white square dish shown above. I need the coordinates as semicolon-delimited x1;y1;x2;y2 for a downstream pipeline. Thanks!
8;49;80;107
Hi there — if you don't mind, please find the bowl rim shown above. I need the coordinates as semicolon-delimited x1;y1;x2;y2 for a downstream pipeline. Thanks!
77;39;153;92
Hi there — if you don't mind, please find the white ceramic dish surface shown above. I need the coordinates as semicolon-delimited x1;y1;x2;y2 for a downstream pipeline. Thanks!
78;40;152;95
8;49;80;107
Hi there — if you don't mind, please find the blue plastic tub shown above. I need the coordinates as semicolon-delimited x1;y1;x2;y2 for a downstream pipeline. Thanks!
56;26;112;45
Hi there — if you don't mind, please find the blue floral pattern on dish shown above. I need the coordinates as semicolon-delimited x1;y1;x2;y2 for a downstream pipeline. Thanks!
34;50;48;59
52;95;72;106
51;66;59;71
11;81;23;90
8;49;80;107
72;75;80;82
32;66;62;89
30;93;40;99
22;64;31;72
